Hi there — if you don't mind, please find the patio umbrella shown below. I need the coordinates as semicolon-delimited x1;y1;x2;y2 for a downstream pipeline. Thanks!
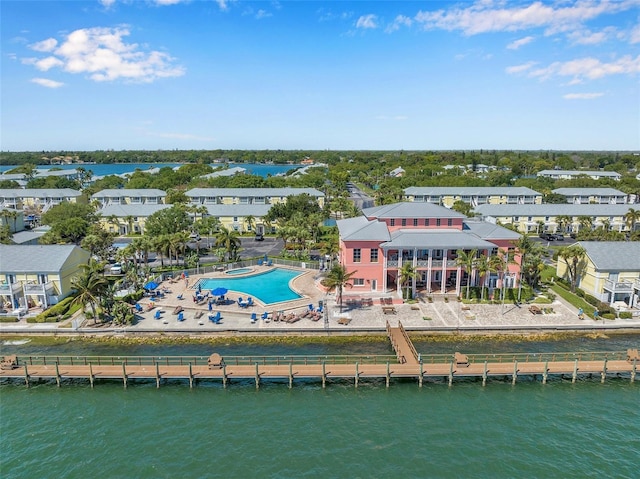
211;287;228;297
144;281;159;290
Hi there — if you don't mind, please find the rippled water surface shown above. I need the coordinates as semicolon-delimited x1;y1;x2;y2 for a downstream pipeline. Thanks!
1;335;638;478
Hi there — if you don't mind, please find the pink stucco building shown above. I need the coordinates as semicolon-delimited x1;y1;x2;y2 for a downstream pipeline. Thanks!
336;202;522;299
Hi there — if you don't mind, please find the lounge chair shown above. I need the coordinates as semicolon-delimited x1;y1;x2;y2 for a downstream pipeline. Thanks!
134;303;143;312
267;260;272;266
246;297;254;307
177;311;185;322
250;312;257;324
261;312;269;321
176;293;184;300
209;311;221;324
154;310;162;320
308;304;315;311
316;305;324;314
257;259;263;266
173;305;184;315
237;297;244;307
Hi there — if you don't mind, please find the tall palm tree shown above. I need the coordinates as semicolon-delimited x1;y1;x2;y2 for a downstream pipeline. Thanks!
399;262;418;300
214;226;241;262
513;235;534;302
153;234;172;267
71;260;108;324
558;245;586;293
124;215;135;235
244;215;255;233
578;215;593;232
475;253;493;301
624;208;639;232
321;264;357;312
556;215;572;233
455;249;477;299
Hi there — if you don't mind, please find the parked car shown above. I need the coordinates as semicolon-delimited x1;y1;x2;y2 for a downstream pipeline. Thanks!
552;233;565;241
539;233;555;241
110;263;123;274
254;233;264;241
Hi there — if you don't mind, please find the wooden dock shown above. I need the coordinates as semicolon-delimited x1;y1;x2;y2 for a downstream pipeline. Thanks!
0;324;637;388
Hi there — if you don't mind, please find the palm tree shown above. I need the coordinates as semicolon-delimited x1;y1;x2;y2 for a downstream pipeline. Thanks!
556;215;572;234
244;215;255;233
321;264;357;312
131;236;153;267
475;253;493;301
624;208;639;232
494;248;516;303
558;245;586;293
214;226;241;262
106;215;120;235
455;249;477;299
124;215;135;235
578;215;593;232
513;235;534;302
70;260;108;324
398;262;418;300
153;234;172;267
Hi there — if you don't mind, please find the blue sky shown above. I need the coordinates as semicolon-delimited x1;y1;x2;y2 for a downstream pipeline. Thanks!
1;0;638;151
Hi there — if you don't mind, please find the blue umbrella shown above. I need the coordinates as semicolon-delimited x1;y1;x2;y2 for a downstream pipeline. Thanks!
211;287;228;297
144;281;159;290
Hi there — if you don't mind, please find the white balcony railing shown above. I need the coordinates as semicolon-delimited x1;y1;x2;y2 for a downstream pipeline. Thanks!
603;280;634;292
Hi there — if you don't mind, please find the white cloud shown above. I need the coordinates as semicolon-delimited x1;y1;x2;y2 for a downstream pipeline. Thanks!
385;15;412;33
567;27;615;45
24;26;185;83
414;0;636;36
30;78;64;88
529;55;640;81
255;9;272;19
630;24;640;44
30;38;57;52
563;92;604;100
505;61;537;74
507;36;534;50
356;14;378;29
99;0;117;7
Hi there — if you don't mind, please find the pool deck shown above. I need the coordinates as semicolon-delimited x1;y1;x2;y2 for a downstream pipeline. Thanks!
2;265;640;334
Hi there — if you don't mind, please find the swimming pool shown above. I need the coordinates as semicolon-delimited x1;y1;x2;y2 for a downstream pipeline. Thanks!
196;268;303;305
225;267;254;276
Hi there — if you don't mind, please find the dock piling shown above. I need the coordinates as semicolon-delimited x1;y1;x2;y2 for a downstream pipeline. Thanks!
255;362;259;389
289;362;293;389
156;363;160;388
512;360;518;385
222;363;228;388
89;363;94;388
631;358;636;383
385;362;390;388
355;362;359;388
448;360;454;387
482;361;488;387
322;361;326;388
24;364;29;388
419;361;423;388
189;363;193;388
55;362;61;387
601;358;607;383
122;363;128;389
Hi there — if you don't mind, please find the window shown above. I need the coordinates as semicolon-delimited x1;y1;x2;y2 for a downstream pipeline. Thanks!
239;197;249;204
390;219;395;226
401;219;406;226
233;217;238;222
353;248;361;262
130;197;141;204
353;278;365;286
447;219;452;227
436;219;441;226
370;249;378;262
254;196;265;204
413;219;418;226
38;274;48;284
424;219;430;226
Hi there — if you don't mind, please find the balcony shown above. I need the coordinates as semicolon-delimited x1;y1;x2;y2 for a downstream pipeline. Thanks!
387;260;398;267
603;280;634;294
0;282;22;294
23;281;56;295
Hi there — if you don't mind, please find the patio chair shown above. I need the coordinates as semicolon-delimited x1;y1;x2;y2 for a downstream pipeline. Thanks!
308;304;315;311
261;311;269;321
246;297;254;307
250;312;257;324
134;303;143;312
257;259;263;266
176;293;184;300
209;311;221;324
154;310;162;320
237;297;244;307
267;260;272;266
316;305;324;314
177;311;185;322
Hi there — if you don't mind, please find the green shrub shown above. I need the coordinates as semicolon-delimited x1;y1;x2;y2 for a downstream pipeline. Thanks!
120;290;144;304
619;311;632;319
584;294;599;306
575;289;585;297
596;302;614;315
33;296;76;323
0;316;19;323
601;313;616;320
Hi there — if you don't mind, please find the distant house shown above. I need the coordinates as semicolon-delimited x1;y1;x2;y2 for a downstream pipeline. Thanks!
91;189;167;208
0;188;82;213
552;188;628;205
474;204;634;234
537;169;621;181
200;166;247;180
0;244;90;310
186;188;325;208
0;169;81;187
557;241;640;307
389;167;405;178
0;207;25;233
404;187;542;208
98;204;171;235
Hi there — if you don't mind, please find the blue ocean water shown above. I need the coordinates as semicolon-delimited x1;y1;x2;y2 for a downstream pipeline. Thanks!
0;163;300;178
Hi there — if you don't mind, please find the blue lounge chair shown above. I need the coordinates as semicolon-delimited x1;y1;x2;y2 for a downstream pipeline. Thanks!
237;297;244;306
246;297;254;307
250;312;257;324
257;259;263;266
176;293;184;300
267;260;272;266
308;304;315;311
177;311;184;322
154;310;161;320
261;312;268;321
316;305;323;314
209;311;221;324
135;303;143;312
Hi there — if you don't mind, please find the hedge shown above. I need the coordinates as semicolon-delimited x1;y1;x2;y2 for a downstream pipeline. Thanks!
30;296;76;323
0;316;19;323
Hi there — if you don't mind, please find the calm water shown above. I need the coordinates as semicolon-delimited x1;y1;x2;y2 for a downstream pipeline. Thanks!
0;163;300;178
1;336;639;479
196;268;303;304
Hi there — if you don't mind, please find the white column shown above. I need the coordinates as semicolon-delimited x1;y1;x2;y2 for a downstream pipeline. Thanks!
426;250;433;294
441;249;447;293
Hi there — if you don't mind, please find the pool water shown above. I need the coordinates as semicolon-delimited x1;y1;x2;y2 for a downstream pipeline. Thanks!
197;268;303;304
225;268;254;276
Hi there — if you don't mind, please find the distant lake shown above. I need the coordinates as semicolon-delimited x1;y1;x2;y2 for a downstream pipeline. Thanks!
0;163;302;178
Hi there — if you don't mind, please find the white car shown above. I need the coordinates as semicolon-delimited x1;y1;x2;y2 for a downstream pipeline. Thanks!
110;263;123;274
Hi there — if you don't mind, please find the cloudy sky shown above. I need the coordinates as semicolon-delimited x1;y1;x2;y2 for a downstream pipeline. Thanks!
1;0;638;151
